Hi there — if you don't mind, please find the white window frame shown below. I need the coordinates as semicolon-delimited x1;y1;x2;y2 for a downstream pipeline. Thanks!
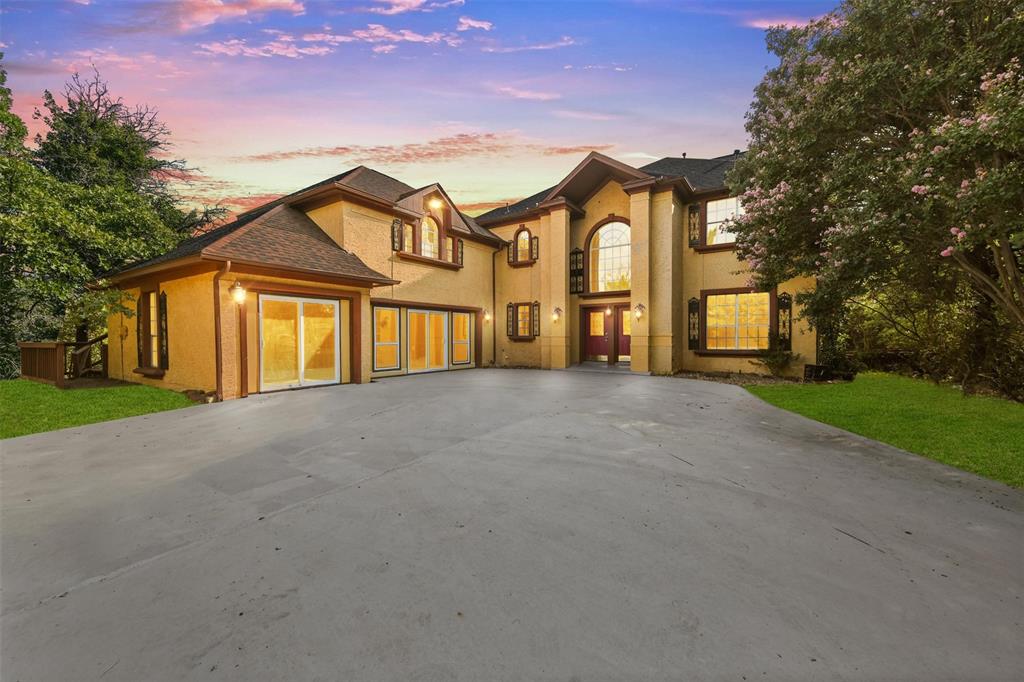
373;306;401;371
705;196;744;246
451;311;472;366
406;309;449;374
258;294;341;392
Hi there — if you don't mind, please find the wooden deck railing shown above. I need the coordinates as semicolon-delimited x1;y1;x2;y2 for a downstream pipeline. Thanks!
18;342;68;386
18;334;108;387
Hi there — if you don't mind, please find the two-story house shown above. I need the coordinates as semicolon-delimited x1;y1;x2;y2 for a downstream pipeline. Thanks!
105;151;816;400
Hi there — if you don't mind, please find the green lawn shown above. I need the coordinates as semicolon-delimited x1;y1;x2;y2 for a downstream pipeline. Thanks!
747;372;1024;487
1;379;194;439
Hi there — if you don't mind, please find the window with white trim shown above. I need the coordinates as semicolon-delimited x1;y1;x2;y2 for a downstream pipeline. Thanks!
373;306;401;370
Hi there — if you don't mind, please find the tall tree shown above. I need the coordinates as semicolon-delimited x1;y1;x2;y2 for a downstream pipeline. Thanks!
728;0;1024;329
33;69;223;236
0;60;209;373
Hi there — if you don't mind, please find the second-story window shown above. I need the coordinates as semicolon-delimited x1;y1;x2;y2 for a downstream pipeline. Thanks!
705;196;743;246
516;229;531;261
421;216;440;259
588;221;631;292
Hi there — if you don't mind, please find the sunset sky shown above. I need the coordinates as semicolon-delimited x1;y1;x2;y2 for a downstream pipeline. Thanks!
2;0;834;214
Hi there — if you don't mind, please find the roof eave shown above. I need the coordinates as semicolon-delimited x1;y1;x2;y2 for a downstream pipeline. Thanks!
200;254;398;287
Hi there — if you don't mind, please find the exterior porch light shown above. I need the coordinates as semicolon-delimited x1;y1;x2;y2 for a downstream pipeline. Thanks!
229;280;246;305
552;307;562;322
634;303;646;319
428;197;444;210
484;310;491;322
605;306;612;316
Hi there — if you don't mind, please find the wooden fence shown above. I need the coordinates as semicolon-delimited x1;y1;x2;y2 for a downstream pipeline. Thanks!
18;335;108;387
18;342;68;386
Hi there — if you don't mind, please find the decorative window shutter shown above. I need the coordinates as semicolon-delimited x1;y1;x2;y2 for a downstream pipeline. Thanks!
457;239;464;266
688;205;701;247
158;292;169;370
136;294;144;367
531;301;540;337
391;219;403;251
507;243;514;264
569;248;584;294
777;293;792;351
506;303;514;337
530;235;539;261
687;298;700;350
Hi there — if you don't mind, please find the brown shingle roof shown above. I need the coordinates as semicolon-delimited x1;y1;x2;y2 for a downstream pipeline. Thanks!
112;205;395;285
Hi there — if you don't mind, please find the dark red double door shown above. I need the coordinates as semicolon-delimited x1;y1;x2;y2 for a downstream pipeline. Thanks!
582;303;631;364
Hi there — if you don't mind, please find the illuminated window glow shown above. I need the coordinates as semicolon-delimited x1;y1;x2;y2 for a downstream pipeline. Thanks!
588;222;630;292
705;292;770;350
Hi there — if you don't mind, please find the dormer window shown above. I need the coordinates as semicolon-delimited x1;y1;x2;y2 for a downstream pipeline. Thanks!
421;216;440;259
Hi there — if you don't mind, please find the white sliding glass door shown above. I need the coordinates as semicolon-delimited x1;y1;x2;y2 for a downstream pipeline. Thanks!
407;309;448;373
259;295;340;391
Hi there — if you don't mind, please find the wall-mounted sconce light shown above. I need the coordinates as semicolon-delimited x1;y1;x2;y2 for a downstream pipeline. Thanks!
229;280;246;305
428;197;444;210
605;306;612;316
634;303;646;319
552;307;563;322
484;310;492;322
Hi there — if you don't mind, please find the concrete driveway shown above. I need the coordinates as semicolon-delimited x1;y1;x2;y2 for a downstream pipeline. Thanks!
2;369;1021;681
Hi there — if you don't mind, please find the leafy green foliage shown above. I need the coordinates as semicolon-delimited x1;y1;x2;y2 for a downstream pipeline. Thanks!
728;0;1024;330
0;52;27;156
748;372;1024;487
0;379;192;439
0;57;222;370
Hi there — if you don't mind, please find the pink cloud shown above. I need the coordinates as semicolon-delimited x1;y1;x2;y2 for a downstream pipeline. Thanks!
173;0;306;32
743;16;818;29
235;132;613;165
372;44;397;54
481;36;577;53
456;16;492;32
350;23;460;46
491;85;560;101
197;36;332;58
55;49;190;78
364;0;464;15
300;24;462;49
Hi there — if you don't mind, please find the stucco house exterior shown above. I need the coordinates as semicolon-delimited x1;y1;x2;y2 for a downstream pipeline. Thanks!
105;151;816;400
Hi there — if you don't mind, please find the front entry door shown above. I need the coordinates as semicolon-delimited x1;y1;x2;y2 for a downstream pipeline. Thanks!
259;295;340;391
616;304;632;363
584;308;610;361
408;309;448;373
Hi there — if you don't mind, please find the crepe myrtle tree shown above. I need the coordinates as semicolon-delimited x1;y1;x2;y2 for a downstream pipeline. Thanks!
727;0;1024;330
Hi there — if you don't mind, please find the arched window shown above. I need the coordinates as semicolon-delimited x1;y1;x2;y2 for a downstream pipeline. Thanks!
588;221;630;292
516;228;532;262
420;216;439;259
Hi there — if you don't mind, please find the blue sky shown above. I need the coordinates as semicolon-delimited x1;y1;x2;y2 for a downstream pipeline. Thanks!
2;0;836;213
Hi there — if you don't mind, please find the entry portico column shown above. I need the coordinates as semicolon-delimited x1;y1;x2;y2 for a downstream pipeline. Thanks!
540;201;571;369
626;181;654;374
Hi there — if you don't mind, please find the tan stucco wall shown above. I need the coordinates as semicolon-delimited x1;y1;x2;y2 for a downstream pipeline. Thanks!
490;181;817;376
680;233;817;376
313;199;498;371
492;216;544;367
106;269;218;393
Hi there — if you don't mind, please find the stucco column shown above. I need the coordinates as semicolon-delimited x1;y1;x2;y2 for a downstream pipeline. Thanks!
628;189;653;374
541;205;571;369
648;190;679;374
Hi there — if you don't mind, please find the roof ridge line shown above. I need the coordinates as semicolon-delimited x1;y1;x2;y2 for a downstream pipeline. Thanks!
203;204;285;256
